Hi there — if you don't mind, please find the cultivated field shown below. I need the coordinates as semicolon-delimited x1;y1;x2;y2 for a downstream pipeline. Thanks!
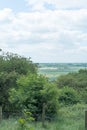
38;63;87;80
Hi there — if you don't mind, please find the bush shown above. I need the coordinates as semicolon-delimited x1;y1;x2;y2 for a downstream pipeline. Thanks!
79;88;87;103
58;86;80;105
17;110;34;130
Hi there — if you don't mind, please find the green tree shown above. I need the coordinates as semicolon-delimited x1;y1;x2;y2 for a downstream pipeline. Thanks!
0;51;37;74
0;71;18;117
9;74;59;120
0;50;38;117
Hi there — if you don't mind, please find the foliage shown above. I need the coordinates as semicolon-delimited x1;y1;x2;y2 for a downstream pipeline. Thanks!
18;110;34;130
56;69;87;104
0;103;86;130
0;71;18;117
40;82;59;118
56;69;87;90
0;51;37;74
9;74;59;120
0;50;37;117
1;49;87;122
79;88;87;103
58;86;80;105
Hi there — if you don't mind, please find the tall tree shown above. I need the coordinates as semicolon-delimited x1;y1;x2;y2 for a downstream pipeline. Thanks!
0;50;38;116
0;51;37;74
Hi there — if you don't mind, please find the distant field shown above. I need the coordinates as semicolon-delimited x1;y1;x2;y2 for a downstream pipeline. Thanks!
38;63;87;80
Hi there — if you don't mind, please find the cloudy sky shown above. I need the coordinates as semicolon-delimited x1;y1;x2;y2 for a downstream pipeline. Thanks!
0;0;87;63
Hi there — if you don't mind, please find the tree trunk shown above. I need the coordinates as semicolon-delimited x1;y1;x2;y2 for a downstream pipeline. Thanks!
42;103;46;128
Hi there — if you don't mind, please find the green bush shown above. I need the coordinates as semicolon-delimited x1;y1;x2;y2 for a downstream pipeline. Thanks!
18;110;34;130
58;86;80;105
79;88;87;103
9;74;59;120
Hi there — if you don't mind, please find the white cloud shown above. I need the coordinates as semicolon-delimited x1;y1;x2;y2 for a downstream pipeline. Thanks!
25;0;87;11
0;7;87;62
0;8;12;21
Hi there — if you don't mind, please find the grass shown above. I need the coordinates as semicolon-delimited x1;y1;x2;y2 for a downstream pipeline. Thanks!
0;118;18;130
0;103;87;130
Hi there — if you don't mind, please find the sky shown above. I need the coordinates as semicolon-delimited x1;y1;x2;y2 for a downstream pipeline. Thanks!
0;0;87;63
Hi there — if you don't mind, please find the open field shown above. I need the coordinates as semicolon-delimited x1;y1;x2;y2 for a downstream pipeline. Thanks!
38;63;87;80
0;103;86;130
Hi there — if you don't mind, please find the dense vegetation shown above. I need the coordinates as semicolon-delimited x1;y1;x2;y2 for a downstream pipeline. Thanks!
0;50;58;120
0;103;86;130
56;69;87;104
0;50;87;129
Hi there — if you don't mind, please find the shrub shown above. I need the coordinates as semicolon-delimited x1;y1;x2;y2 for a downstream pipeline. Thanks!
17;110;34;130
58;86;80;105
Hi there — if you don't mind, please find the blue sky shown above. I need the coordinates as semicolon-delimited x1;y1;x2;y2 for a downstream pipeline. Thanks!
0;0;28;12
0;0;87;63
